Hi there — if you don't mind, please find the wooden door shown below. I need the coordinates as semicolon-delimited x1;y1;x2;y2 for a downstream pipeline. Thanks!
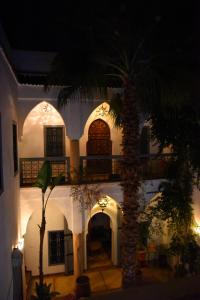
86;119;112;175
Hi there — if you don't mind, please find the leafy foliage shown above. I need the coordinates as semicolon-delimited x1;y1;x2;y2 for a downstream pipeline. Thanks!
70;184;102;211
32;161;64;294
45;3;198;286
31;282;59;300
34;161;52;193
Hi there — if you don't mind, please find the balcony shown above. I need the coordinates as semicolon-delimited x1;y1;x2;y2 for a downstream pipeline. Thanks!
20;157;70;187
80;155;121;182
80;154;170;183
20;154;171;187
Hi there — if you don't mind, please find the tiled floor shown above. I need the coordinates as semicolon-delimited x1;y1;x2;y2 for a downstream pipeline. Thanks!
31;265;173;298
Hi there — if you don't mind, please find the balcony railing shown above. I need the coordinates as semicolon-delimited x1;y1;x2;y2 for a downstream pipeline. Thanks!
80;155;121;182
140;154;170;180
20;154;171;187
20;157;70;187
80;154;171;183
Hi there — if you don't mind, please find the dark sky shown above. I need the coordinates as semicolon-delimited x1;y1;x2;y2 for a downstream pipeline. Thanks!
0;1;198;52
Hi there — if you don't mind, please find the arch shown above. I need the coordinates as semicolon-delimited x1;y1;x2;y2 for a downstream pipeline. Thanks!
87;212;112;269
79;102;122;157
24;203;73;276
88;119;111;140
86;118;112;176
22;101;65;136
22;201;72;237
87;119;111;155
84;196;122;269
20;101;70;159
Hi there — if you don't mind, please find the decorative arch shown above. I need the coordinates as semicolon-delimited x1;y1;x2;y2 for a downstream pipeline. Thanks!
84;196;122;269
21;101;65;136
87;212;112;268
20;101;69;160
24;203;74;276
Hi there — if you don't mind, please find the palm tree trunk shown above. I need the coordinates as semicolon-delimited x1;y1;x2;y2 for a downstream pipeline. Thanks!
39;193;46;286
121;79;140;287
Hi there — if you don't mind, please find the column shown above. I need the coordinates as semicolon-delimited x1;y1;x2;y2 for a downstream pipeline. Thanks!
69;139;80;184
73;233;81;277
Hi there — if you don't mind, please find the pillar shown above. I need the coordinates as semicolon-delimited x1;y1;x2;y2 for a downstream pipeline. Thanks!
69;139;80;183
73;233;81;277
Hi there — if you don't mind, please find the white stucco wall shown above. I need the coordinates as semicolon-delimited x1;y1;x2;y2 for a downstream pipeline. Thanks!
24;204;66;276
20;101;70;158
0;48;20;300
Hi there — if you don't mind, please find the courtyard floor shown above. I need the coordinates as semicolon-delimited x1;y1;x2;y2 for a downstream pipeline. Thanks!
30;265;173;298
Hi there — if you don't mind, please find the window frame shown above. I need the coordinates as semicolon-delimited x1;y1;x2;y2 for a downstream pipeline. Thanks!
44;125;65;157
48;230;65;266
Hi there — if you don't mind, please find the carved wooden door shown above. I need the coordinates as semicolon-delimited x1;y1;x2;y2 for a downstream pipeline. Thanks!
87;119;112;175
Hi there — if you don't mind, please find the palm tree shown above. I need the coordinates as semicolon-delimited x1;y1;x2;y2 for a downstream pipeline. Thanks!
33;161;63;299
45;5;196;287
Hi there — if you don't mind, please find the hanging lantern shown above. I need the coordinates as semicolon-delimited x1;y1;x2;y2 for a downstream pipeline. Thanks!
98;196;109;212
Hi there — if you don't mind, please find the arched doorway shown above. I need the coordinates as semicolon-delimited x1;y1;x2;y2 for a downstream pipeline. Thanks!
87;213;112;269
86;119;112;177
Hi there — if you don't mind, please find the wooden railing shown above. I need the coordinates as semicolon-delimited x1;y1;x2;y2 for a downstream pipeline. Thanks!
80;155;121;182
20;154;171;186
80;154;171;183
20;157;70;186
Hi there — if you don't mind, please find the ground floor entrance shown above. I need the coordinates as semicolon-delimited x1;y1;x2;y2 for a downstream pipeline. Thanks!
87;213;112;269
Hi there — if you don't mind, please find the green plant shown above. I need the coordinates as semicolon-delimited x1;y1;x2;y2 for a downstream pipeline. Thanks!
31;282;59;300
31;161;63;298
169;232;200;275
137;221;150;250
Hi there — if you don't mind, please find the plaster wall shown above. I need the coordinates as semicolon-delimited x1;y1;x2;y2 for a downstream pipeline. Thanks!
24;204;66;276
20;181;161;238
0;49;20;300
19;101;70;158
20;186;74;236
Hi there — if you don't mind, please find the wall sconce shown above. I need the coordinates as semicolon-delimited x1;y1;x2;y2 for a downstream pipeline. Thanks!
98;196;109;212
95;104;108;117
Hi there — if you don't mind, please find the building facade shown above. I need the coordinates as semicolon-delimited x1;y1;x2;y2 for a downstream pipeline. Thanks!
0;34;200;300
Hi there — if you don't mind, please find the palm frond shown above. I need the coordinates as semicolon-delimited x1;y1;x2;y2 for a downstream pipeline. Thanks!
108;92;123;128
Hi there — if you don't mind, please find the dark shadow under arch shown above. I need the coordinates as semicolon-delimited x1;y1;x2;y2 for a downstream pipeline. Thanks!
87;212;112;269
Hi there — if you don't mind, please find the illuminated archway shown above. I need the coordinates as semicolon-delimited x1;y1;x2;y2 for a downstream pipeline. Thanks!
20;101;69;158
84;196;123;269
87;212;112;269
24;203;73;276
80;102;122;156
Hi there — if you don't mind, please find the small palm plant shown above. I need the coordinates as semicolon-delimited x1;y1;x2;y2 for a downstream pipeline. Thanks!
31;161;63;300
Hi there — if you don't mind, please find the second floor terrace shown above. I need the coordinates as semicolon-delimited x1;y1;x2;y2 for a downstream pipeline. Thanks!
18;100;172;187
20;153;172;187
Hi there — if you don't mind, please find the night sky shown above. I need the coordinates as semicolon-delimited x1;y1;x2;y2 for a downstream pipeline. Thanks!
0;1;198;52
